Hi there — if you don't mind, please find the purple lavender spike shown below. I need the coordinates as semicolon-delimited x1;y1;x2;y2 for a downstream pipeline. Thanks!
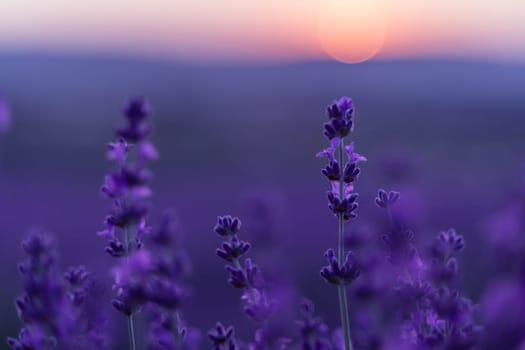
317;97;365;350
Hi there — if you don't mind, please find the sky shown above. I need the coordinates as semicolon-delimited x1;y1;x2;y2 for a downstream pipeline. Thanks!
0;0;524;64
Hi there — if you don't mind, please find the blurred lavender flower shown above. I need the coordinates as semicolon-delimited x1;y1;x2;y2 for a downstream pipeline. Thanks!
8;232;71;349
242;190;298;345
208;323;239;350
317;97;366;350
428;229;464;286
8;231;108;350
144;211;200;350
99;97;157;258
375;189;417;265
64;266;111;349
98;97;158;350
296;298;332;350
112;250;154;316
374;188;481;349
375;189;400;209
145;305;200;350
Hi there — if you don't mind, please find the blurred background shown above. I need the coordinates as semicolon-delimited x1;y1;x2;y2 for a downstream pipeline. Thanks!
1;0;525;347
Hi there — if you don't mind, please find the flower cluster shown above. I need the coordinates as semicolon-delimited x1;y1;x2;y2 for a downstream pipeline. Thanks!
296;298;332;350
320;249;360;286
208;322;239;350
99;97;158;258
375;190;481;349
318;97;366;350
214;215;281;347
323;96;354;140
5;95;495;350
97;98;160;334
143;212;199;350
8;231;108;350
317;97;366;285
8;232;69;349
375;189;417;265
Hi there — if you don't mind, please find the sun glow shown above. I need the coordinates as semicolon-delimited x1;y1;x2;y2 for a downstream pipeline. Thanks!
317;0;386;64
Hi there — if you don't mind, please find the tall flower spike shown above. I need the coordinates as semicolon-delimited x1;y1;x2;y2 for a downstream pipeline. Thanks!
9;231;108;349
144;211;199;350
213;215;277;348
318;97;365;350
98;97;158;350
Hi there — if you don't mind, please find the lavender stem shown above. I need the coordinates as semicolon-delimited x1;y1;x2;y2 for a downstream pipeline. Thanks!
127;316;137;350
124;226;137;350
337;139;353;350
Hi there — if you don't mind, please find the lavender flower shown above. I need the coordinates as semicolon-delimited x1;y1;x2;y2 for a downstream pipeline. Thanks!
8;231;108;350
99;97;157;258
214;216;275;321
144;211;199;350
320;249;360;286
428;229;465;286
8;232;71;349
323;97;354;140
296;298;332;350
145;305;200;350
208;323;239;350
64;267;110;349
375;189;417;265
375;189;400;209
214;215;281;349
317;97;365;350
99;97;158;350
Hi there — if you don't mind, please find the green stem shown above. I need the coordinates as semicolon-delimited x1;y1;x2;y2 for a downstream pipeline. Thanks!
337;139;353;350
127;315;137;350
124;226;137;350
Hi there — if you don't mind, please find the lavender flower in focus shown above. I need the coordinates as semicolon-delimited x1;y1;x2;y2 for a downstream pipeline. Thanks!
214;215;284;348
317;97;366;350
320;249;360;286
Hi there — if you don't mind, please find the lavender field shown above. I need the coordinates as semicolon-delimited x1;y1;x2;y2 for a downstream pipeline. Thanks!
1;54;525;349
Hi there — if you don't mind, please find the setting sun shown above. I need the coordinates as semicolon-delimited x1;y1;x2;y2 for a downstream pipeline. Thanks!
317;0;386;64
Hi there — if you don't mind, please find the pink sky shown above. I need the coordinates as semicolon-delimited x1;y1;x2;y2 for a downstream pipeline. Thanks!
0;0;524;63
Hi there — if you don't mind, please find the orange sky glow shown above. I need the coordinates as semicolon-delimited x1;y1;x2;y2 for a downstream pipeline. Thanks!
0;0;524;64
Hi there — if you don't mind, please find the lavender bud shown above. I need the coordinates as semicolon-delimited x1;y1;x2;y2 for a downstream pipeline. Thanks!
208;323;239;350
216;235;251;262
320;249;360;286
214;215;242;237
375;189;400;209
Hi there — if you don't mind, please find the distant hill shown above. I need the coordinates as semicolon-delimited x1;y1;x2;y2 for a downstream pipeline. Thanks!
0;52;523;174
